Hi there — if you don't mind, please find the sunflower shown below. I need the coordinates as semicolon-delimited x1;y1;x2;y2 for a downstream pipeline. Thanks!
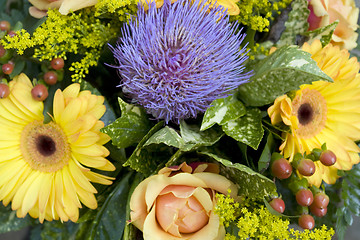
268;41;360;187
0;73;115;222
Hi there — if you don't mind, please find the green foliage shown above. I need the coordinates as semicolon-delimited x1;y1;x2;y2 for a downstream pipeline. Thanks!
87;172;133;240
201;94;246;131
101;98;152;148
0;204;32;234
222;108;264;150
199;151;277;199
123;122;174;176
238;45;333;106
277;0;309;46
304;21;339;47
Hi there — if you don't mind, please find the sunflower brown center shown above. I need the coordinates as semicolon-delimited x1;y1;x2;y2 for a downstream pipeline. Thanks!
297;103;313;125
292;88;327;139
20;121;70;172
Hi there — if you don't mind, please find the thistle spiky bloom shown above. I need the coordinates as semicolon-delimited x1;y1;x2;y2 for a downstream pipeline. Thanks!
0;74;114;222
111;0;251;123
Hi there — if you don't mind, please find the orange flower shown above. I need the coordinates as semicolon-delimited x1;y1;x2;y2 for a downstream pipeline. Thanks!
130;162;238;240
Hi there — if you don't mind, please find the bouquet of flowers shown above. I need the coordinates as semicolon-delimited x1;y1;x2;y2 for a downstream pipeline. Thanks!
0;0;359;239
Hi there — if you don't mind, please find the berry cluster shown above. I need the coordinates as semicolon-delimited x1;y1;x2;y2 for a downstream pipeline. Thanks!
269;145;336;230
0;20;65;101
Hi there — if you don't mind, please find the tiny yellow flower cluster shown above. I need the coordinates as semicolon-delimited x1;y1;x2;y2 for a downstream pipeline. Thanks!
230;0;292;32
1;7;128;82
95;0;137;21
247;42;271;60
214;192;240;227
215;194;335;240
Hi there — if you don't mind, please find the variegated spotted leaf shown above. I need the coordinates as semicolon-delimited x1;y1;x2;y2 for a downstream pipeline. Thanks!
200;95;246;131
180;121;224;151
102;98;152;149
277;0;309;46
304;21;338;47
144;126;184;148
221;108;264;150
199;151;276;199
123;122;174;176
238;45;333;106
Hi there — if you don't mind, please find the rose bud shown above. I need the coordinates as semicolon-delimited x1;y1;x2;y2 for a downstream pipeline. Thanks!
271;158;292;180
313;192;330;209
298;214;315;230
269;198;285;214
297;158;316;176
319;150;336;166
130;162;238;239
296;189;314;207
310;204;327;217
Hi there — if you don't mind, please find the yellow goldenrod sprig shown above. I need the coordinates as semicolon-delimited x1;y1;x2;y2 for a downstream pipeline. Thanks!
215;194;335;240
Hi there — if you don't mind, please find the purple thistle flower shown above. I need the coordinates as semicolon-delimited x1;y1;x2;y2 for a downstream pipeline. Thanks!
110;0;251;123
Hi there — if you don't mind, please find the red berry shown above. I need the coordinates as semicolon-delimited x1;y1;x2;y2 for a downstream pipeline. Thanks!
269;198;285;214
7;31;16;37
298;214;315;230
271;158;292;179
0;21;10;32
310;205;327;217
320;150;336;166
31;84;48;101
44;71;58;85
2;63;14;75
0;45;5;58
313;192;329;209
297;159;316;176
50;58;64;70
296;189;314;207
0;83;10;98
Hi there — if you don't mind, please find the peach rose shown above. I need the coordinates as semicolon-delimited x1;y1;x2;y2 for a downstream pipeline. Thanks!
28;0;98;18
307;0;359;50
129;162;239;240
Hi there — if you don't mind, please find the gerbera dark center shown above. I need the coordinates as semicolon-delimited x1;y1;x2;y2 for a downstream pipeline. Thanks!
298;103;313;125
36;135;56;156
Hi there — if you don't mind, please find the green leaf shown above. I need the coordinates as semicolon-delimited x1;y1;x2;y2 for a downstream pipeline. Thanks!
237;45;333;106
304;21;338;47
9;60;25;78
258;133;275;173
87;172;133;240
40;221;80;240
144;126;184;148
180;121;224;151
336;207;350;240
102;98;152;148
200;95;246;131
123;173;144;240
0;204;32;234
199;152;276;199
277;0;310;46
124;122;173;176
221;108;264;150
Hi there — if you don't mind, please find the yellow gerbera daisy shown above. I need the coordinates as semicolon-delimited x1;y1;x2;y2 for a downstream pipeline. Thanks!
0;73;115;222
302;39;360;82
268;41;360;187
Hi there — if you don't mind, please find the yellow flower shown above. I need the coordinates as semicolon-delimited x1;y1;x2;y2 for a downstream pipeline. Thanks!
0;73;114;222
307;0;359;50
140;0;240;15
29;0;98;18
301;40;360;82
130;162;238;240
268;41;360;187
